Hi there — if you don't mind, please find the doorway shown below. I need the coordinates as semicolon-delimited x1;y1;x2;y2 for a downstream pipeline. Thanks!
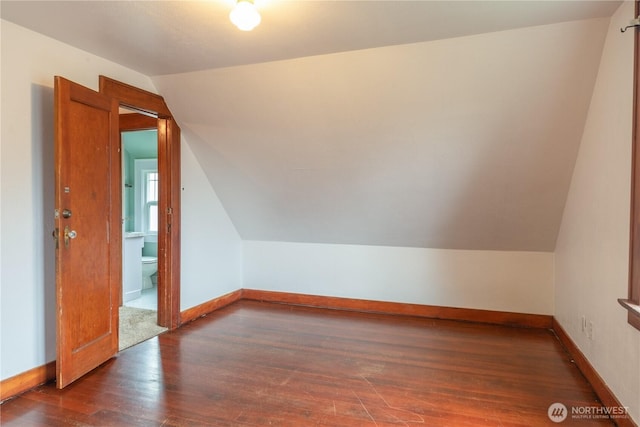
120;124;167;350
100;76;182;331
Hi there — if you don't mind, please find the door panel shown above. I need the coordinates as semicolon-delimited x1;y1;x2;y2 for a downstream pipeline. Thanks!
157;118;181;329
54;76;120;388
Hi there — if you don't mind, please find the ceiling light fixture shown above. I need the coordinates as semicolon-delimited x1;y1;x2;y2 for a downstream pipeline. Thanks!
230;0;261;31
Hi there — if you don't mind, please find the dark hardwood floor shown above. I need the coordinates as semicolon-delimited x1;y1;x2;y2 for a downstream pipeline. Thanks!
1;300;613;426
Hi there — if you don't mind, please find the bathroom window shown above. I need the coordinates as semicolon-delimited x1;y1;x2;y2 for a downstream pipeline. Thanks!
133;159;158;236
145;172;159;233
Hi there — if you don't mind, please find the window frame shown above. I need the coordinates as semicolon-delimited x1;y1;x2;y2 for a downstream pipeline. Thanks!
622;0;640;331
133;159;159;237
144;171;159;233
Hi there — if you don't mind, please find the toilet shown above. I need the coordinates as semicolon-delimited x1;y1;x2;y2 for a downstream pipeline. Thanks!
141;256;158;290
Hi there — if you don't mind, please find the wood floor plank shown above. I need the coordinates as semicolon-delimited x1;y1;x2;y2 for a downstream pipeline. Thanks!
1;300;615;426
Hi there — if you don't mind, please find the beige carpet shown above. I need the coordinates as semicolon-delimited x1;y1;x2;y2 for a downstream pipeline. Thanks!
119;306;168;351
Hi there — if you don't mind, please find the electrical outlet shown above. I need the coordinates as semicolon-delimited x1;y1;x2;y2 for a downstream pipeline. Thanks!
581;316;586;332
588;321;594;340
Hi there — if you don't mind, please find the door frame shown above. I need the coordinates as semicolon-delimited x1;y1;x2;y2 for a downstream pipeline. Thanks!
100;76;181;330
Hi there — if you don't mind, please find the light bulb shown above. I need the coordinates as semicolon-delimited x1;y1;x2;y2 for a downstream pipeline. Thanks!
230;0;261;31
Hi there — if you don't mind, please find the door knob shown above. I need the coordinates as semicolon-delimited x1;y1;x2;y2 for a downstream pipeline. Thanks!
63;226;77;248
62;209;72;219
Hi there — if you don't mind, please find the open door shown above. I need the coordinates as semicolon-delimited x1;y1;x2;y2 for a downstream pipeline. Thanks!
157;117;181;329
54;77;121;388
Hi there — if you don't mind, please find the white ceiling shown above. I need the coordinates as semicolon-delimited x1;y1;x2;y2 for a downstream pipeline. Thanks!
1;1;622;251
1;1;620;76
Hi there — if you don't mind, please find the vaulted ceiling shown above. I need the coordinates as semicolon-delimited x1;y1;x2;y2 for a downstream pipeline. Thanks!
1;1;621;251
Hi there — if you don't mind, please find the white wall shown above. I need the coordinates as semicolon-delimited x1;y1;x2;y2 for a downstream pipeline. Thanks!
0;19;154;381
180;140;242;310
554;1;640;422
154;17;608;253
0;20;242;381
244;241;554;315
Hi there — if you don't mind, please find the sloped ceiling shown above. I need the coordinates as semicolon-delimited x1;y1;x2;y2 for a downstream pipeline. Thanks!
154;18;610;251
1;1;619;251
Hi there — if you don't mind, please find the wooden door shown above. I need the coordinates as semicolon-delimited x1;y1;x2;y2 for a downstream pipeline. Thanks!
54;76;121;388
157;117;181;329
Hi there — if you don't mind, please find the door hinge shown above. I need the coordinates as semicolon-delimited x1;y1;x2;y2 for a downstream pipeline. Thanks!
52;228;59;249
